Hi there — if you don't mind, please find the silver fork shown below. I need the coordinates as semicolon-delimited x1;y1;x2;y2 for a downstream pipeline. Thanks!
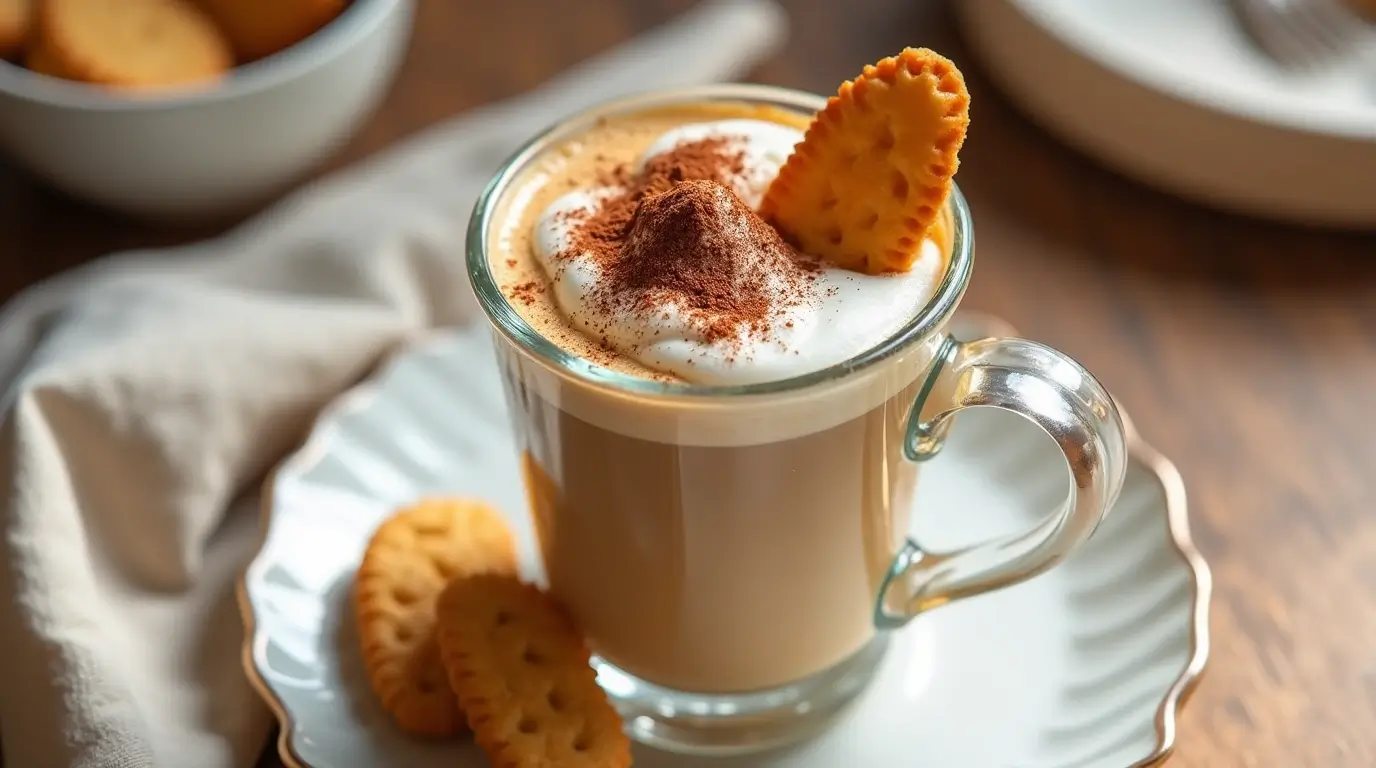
1231;0;1374;70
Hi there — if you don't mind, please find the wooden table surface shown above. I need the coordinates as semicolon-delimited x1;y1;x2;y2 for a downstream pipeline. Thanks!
4;1;1373;767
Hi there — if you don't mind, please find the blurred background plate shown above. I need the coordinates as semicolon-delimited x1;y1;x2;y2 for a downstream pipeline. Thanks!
957;0;1376;228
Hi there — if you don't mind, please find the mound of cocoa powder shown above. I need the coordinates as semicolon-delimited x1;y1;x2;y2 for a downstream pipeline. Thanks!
568;136;748;263
558;137;817;346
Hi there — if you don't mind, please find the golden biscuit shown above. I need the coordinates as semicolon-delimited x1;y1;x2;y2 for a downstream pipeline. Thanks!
354;498;518;737
0;0;28;60
32;0;231;89
193;0;345;62
760;47;970;275
24;36;69;79
436;574;632;768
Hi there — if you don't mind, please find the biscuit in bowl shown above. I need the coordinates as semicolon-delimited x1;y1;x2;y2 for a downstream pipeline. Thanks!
0;0;28;60
29;0;232;90
194;0;346;63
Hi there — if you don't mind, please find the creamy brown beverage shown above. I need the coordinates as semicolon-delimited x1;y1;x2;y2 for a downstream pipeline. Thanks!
485;101;953;694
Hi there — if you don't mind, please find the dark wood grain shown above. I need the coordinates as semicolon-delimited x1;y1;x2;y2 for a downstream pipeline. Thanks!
4;1;1373;767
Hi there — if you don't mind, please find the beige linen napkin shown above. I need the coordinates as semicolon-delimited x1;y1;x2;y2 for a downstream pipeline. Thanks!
0;2;786;766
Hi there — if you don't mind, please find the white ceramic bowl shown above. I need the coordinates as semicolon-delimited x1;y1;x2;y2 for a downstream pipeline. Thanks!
0;0;414;220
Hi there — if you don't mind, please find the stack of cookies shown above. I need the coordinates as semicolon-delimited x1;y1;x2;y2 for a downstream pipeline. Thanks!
354;498;633;767
0;0;348;90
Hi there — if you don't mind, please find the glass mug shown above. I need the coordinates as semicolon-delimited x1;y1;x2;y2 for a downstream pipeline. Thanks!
466;84;1127;756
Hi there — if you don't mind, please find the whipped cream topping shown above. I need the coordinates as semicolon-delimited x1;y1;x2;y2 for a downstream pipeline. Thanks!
532;119;945;386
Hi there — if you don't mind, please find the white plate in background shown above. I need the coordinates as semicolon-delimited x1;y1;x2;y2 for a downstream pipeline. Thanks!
957;0;1376;228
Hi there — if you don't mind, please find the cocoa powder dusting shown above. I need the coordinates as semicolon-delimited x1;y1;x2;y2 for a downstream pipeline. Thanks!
508;280;543;306
600;180;802;342
567;137;750;270
558;137;815;348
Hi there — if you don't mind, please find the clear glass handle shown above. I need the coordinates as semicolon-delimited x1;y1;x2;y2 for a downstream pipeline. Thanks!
874;333;1128;628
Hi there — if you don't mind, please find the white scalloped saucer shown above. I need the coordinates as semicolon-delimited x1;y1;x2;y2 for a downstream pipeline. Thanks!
237;312;1211;768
